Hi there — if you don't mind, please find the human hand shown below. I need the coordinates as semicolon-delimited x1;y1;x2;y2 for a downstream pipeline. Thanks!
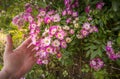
1;34;38;79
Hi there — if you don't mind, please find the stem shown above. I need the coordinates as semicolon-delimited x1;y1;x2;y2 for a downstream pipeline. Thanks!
111;66;120;71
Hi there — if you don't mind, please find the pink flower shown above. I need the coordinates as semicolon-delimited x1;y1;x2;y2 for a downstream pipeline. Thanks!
63;26;70;30
47;10;55;15
38;48;48;58
57;52;62;58
30;23;37;29
107;41;112;47
45;46;53;54
49;26;58;35
80;29;89;37
72;11;78;17
52;39;60;47
67;10;72;15
96;2;105;10
38;10;46;17
42;28;49;36
37;59;42;65
66;18;71;24
62;10;67;16
37;18;44;26
88;17;92;21
60;40;67;48
22;13;31;21
116;52;120;58
57;25;62;31
12;14;25;28
25;3;30;9
65;37;72;43
90;58;104;71
76;34;83;39
52;14;61;22
44;17;51;24
12;15;20;22
56;30;65;40
43;37;51;46
85;5;90;14
69;29;75;34
93;26;98;32
105;41;119;60
42;60;49;64
82;22;91;30
25;7;32;13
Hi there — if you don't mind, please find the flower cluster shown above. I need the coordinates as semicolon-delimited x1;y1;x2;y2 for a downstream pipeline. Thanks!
85;1;105;14
63;0;79;24
76;22;98;39
12;13;25;29
12;1;112;71
36;25;73;65
37;9;61;25
90;58;104;71
105;41;120;60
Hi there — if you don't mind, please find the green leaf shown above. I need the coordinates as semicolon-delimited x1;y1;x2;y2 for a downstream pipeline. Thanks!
97;48;102;57
90;51;97;59
86;50;91;57
112;1;120;12
117;36;120;45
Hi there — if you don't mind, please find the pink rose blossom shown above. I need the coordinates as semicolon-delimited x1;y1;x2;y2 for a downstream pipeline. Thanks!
60;40;67;48
56;31;65;40
57;52;62;58
65;37;72;43
67;10;72;15
44;17;51;24
38;48;48;58
96;2;105;10
72;11;78;17
47;10;55;15
49;26;58;35
43;37;51;46
52;14;61;22
82;22;91;30
93;26;98;32
66;18;71;24
25;7;32;13
42;60;49;64
85;5;90;14
38;10;46;16
52;39;60;47
37;59;42;65
90;58;104;71
62;10;67;16
69;29;75;34
45;46;53;54
80;29;89;37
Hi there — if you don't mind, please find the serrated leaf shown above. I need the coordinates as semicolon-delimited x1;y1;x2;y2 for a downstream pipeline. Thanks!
90;51;97;59
97;48;102;57
86;50;91;57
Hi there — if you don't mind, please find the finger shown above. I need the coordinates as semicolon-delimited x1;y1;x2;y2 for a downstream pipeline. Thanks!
18;37;32;49
5;34;13;53
27;43;36;50
29;49;37;57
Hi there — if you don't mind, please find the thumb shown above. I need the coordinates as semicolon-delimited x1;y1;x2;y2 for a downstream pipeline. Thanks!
5;34;13;53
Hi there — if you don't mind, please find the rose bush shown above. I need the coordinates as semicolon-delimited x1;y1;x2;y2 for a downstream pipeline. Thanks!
0;0;120;79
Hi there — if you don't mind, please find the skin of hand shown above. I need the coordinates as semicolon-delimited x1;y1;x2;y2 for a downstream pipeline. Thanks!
0;34;38;79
